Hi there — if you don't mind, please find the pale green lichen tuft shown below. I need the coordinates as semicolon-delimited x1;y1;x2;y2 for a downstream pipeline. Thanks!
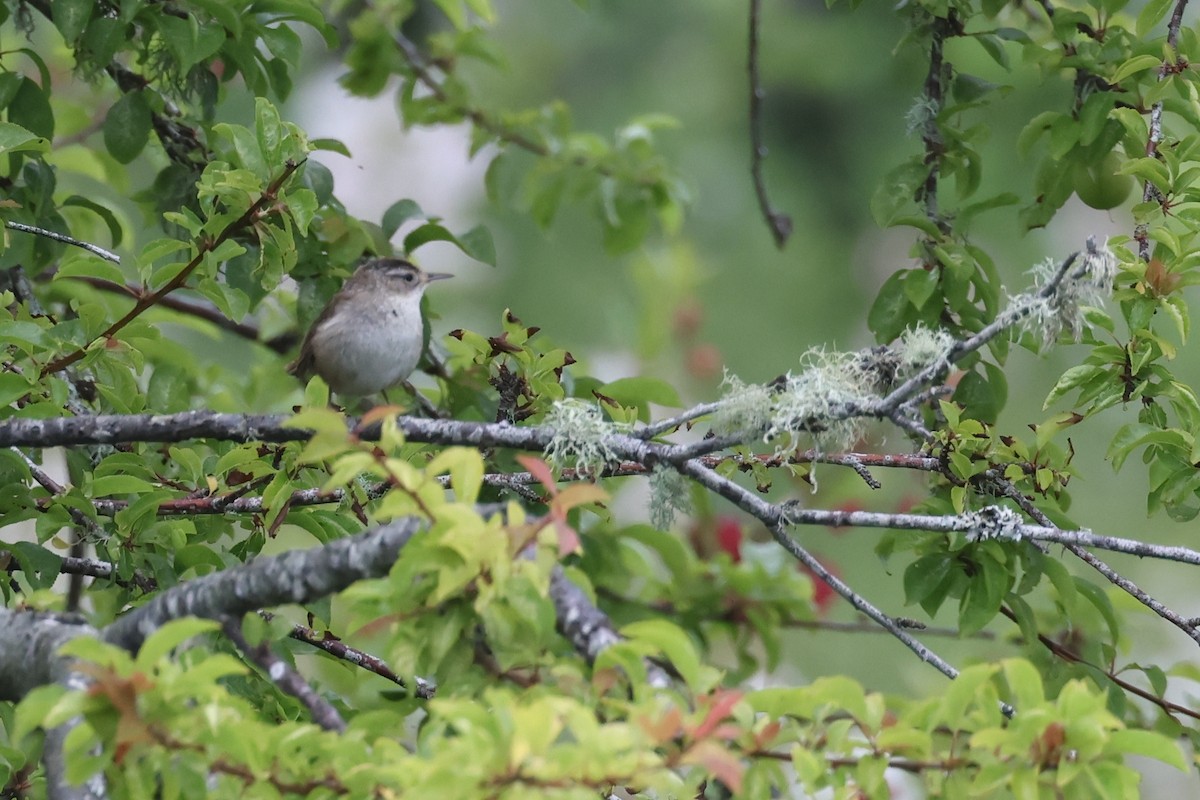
648;464;691;531
715;349;877;456
1010;243;1117;348
895;325;955;378
905;96;939;136
543;398;622;475
711;372;774;439
769;348;873;453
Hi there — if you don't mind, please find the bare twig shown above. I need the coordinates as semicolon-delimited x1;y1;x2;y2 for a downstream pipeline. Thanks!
747;0;792;248
4;222;120;263
983;468;1200;646
999;606;1200;721
222;616;347;732
264;611;436;699
57;275;296;354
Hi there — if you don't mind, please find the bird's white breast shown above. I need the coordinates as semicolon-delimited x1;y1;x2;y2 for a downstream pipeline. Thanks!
310;290;425;396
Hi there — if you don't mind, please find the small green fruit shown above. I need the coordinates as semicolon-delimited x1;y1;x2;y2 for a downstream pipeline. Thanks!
1072;152;1134;210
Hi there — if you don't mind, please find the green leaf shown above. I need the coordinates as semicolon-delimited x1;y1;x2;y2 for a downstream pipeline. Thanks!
90;475;153;496
1000;658;1045;708
10;78;54;140
0;122;49;156
621;619;703;688
1111;54;1163;85
136;618;221;670
1107;423;1191;471
61;195;124;247
309;138;351;157
868;271;910;343
157;14;226;72
382;199;427;239
53;0;94;43
1043;364;1106;409
13;685;67;742
903;553;954;606
1136;0;1174;37
457;224;496;266
903;268;939;308
1105;730;1187;770
952;367;1005;424
807;676;868;722
0;372;35;406
1075;578;1120;644
54;252;127;287
180;653;248;685
403;222;458;254
599;376;683;409
103;91;152;164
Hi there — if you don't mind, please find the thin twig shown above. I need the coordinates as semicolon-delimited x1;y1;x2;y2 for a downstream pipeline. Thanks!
390;29;668;191
264;611;436;699
1134;0;1189;261
57;275;296;354
222;616;347;733
41;160;304;377
676;458;987;700
747;0;792;248
72;449;939;518
983;468;1200;646
999;606;1200;721
4;222;120;263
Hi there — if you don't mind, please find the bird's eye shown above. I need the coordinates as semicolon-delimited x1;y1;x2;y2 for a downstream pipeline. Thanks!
403;272;415;282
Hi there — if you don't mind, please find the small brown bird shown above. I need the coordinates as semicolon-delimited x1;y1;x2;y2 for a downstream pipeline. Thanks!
287;258;452;396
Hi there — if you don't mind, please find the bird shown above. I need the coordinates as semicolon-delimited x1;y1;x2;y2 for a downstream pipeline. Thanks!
286;257;452;397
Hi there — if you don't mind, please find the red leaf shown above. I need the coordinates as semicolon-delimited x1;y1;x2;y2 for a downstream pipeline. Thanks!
690;689;742;740
516;454;558;496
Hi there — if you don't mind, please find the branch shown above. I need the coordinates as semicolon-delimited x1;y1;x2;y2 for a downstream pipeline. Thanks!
873;241;1093;411
103;517;422;653
4;222;120;263
982;468;1200;646
12;412;1196;562
999;606;1200;722
266;611;436;699
747;0;792;248
222;617;346;733
73;449;937;518
56;275;296;355
40;160;303;377
1133;0;1189;261
0;610;104;800
549;566;672;688
915;12;959;239
677;459;969;684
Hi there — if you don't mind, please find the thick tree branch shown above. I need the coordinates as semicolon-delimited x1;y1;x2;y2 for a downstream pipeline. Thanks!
103;517;422;652
0;611;104;800
549;566;672;688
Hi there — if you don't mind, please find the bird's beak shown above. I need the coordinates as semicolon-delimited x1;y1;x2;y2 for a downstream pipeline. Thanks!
426;272;454;282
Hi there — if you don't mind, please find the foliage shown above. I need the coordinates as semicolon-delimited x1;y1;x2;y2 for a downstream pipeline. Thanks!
0;0;1197;798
